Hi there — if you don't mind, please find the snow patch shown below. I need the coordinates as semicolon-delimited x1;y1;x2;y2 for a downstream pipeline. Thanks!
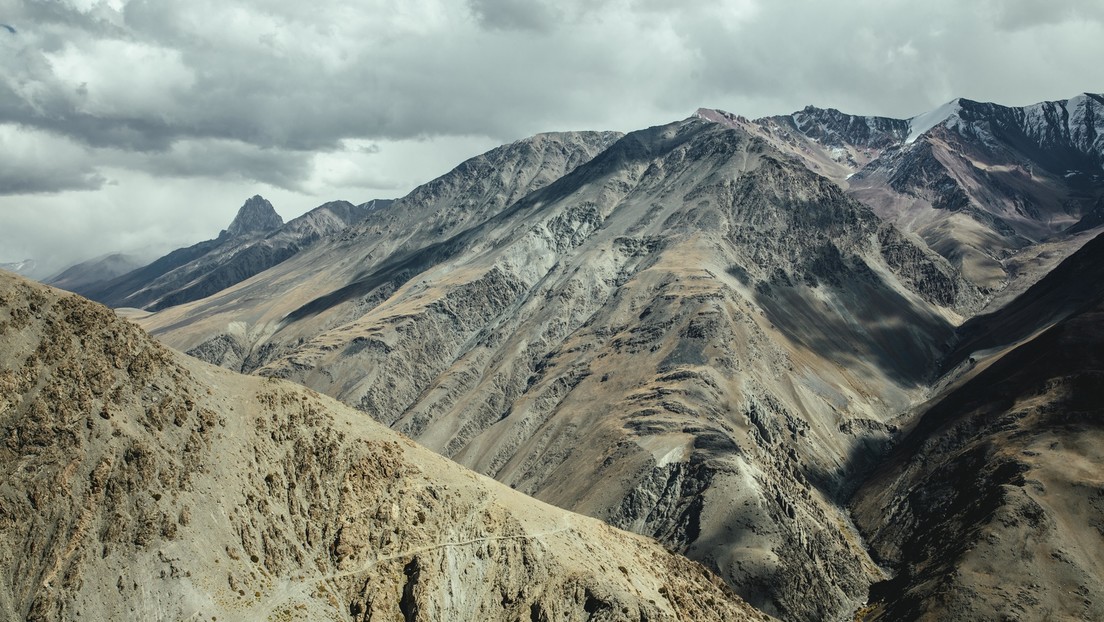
655;445;687;468
695;107;745;131
906;99;962;144
1066;93;1088;111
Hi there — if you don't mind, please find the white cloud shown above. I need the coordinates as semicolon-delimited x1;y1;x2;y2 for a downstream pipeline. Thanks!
0;123;104;193
45;38;195;118
1;0;1102;271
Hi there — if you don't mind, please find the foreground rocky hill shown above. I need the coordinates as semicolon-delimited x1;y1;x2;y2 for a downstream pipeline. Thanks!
0;270;772;622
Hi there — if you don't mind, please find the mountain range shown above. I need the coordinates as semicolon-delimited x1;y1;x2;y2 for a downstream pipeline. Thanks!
71;195;393;312
10;93;1104;621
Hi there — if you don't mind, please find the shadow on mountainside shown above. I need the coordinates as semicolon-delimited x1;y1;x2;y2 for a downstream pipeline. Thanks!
754;263;954;392
280;122;714;325
847;296;1104;621
942;230;1104;373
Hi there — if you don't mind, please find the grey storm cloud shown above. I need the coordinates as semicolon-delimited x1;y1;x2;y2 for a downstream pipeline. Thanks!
0;163;104;195
468;0;562;32
1;0;1103;273
6;0;1104;154
120;140;315;190
990;0;1104;31
0;124;106;194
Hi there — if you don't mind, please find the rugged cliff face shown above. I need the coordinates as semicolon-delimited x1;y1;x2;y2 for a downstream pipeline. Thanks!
0;271;773;622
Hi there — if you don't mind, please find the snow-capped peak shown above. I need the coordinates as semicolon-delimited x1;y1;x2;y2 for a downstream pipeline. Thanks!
906;99;963;144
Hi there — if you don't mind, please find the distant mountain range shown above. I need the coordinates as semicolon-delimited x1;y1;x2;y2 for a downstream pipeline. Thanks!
23;93;1104;621
44;252;146;292
66;195;392;311
705;93;1104;296
0;258;43;279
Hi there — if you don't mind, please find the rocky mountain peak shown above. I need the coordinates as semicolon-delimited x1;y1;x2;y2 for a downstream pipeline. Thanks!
695;107;749;128
787;105;910;149
221;195;283;238
905;94;1104;161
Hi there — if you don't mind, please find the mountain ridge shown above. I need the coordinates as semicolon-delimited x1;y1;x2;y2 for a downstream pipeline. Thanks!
70;196;381;311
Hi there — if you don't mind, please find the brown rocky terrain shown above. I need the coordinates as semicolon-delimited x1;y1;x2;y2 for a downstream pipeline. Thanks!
852;233;1104;620
138;117;977;621
37;94;1104;621
0;270;772;622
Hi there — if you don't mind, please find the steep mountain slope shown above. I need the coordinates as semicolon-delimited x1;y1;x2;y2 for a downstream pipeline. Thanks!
0;271;772;622
851;234;1104;621
702;95;1104;304
842;94;1104;295
140;118;974;621
145;199;390;312
45;253;146;295
140;130;623;371
943;230;1104;372
77;196;381;312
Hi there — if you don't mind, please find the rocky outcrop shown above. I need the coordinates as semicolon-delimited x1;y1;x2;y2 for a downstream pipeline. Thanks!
0;271;773;622
220;194;284;238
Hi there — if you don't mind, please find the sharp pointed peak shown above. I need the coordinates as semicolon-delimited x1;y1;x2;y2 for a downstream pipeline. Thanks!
222;195;283;238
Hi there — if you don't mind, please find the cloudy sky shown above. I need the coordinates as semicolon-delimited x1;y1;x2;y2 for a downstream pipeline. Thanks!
2;0;1103;276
